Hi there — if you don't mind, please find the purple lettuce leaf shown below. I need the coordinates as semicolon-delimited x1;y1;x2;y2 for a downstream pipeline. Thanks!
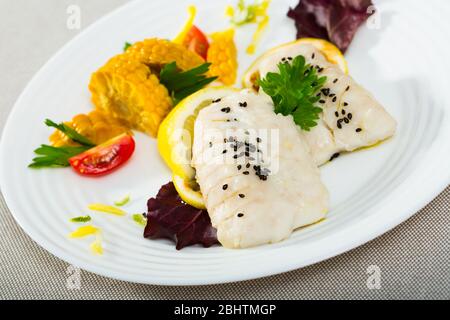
287;0;374;53
144;182;218;250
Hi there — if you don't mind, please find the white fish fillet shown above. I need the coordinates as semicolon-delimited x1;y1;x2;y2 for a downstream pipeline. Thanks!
192;90;328;249
243;43;397;165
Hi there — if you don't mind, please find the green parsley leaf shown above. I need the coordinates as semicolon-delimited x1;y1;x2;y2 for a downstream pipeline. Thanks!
132;214;147;227
29;145;90;168
123;42;132;51
45;119;95;147
114;194;130;207
230;0;268;26
70;216;92;223
160;62;217;105
258;55;327;131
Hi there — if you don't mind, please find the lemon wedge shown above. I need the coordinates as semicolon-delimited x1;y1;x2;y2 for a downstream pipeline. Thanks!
157;87;238;181
243;38;348;88
158;87;238;208
173;174;206;210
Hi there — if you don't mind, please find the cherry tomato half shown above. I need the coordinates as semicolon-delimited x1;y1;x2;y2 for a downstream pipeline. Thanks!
69;134;135;177
183;25;209;60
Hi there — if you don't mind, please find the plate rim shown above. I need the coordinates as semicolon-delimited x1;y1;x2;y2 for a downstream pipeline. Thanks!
1;0;450;286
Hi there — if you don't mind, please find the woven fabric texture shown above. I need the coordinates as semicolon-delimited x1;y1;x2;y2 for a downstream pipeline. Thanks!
0;0;449;300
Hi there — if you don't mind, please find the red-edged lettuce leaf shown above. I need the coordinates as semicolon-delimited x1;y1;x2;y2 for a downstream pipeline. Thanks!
287;0;374;53
144;182;218;250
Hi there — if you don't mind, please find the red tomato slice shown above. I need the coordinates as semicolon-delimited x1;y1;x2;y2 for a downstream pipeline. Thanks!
69;134;135;177
183;25;209;59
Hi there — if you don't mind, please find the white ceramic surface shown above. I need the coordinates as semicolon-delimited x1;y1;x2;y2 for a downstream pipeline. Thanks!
1;0;450;285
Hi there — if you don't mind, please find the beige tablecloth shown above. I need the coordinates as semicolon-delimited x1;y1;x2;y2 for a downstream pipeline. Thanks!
0;0;449;300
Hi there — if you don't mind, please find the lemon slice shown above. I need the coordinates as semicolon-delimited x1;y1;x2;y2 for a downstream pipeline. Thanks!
243;38;348;88
173;174;206;210
157;87;238;181
158;87;239;208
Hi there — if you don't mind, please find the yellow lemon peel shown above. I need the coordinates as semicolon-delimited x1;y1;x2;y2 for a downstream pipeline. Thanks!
88;204;126;216
173;5;197;44
226;0;271;54
69;225;99;238
90;234;103;255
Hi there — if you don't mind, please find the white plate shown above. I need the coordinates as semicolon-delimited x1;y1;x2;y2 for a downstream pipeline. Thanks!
1;0;450;285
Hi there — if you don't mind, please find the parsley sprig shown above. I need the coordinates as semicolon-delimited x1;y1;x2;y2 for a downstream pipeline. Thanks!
258;55;327;131
44;119;95;147
123;42;132;52
160;62;217;105
29;119;95;168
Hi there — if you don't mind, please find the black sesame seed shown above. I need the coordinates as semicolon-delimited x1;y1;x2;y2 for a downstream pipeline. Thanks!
213;98;221;103
245;152;250;157
256;137;262;143
343;102;348;106
346;86;350;91
332;97;337;103
237;165;242;170
344;117;349;124
237;213;244;218
209;142;213;148
321;88;330;96
329;93;336;98
342;109;346;115
222;184;228;190
347;113;352;120
318;67;324;73
246;163;251;168
233;155;238;159
287;57;293;61
337;122;342;129
319;100;326;104
239;102;248;107
239;194;245;198
333;78;338;83
335;111;339;117
221;107;231;113
356;128;362;133
330;153;340;161
243;171;250;175
222;150;227;154
312;53;315;59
